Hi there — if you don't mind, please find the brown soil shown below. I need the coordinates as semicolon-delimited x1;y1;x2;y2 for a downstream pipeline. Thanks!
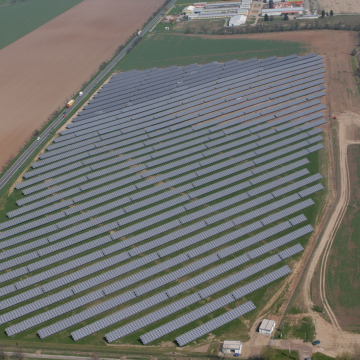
317;0;360;14
0;0;159;169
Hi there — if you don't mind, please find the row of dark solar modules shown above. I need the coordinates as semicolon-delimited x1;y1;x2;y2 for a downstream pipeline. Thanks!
56;55;321;141
6;226;302;338
22;106;325;203
68;59;321;138
61;56;324;137
43;64;322;166
1;150;321;269
28;95;324;184
1;214;303;324
0;145;321;285
0;195;316;336
93;56;312;115
58;74;324;150
80;54;316;118
109;264;292;343
22;94;325;193
84;56;290;113
81;55;321;124
0;58;322;341
0;207;308;310
0;164;319;295
0;140;323;276
14;107;326;217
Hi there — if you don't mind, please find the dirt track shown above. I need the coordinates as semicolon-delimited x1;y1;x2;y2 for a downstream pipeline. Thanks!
300;113;360;357
0;0;159;169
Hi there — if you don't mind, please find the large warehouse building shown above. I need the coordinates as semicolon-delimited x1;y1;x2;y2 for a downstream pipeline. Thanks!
183;0;251;20
261;7;304;16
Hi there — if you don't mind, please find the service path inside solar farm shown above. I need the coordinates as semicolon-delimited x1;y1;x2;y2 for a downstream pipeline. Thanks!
0;0;160;170
0;54;327;347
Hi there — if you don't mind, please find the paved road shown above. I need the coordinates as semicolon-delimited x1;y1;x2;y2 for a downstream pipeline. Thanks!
0;0;176;194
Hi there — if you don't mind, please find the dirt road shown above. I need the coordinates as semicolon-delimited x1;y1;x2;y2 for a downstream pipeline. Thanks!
299;112;360;357
0;0;159;170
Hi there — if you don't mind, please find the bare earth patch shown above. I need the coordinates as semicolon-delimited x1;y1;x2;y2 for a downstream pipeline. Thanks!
317;0;360;14
0;0;160;169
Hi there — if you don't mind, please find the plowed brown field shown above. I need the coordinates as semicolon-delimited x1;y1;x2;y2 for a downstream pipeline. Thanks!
0;0;159;169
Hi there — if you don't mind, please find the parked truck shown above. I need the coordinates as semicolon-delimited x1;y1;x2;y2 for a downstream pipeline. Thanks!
66;99;75;108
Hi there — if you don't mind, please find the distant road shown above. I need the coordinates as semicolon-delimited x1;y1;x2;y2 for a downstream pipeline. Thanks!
0;0;176;194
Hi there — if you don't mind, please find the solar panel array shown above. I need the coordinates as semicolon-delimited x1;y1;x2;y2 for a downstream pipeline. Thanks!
176;301;257;347
0;54;326;345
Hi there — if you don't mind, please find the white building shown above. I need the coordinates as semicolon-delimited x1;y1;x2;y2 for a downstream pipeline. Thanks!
229;15;247;26
222;340;242;355
182;5;195;15
259;319;276;335
199;7;242;14
261;7;304;16
205;1;243;8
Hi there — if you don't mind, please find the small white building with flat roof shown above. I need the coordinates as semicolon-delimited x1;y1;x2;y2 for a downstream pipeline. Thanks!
259;319;276;335
222;340;242;355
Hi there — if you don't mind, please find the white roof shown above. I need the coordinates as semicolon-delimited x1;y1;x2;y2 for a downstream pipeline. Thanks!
263;6;303;12
205;1;242;6
223;340;242;350
200;7;242;11
229;14;247;25
260;319;276;331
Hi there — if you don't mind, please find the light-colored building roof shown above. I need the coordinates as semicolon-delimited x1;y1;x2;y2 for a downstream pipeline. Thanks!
223;340;242;350
205;1;242;7
260;319;276;331
262;6;303;12
199;7;243;12
229;14;247;26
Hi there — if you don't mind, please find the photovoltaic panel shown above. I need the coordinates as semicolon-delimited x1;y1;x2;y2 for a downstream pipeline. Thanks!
175;301;256;346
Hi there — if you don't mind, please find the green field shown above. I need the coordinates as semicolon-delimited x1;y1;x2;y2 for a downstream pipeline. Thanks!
325;144;360;333
0;0;82;51
115;33;306;71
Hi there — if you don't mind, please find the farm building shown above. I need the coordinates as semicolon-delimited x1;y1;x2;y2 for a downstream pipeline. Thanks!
229;14;247;26
295;14;319;19
259;319;276;335
199;7;243;14
189;9;248;20
205;1;243;8
261;7;304;16
194;2;207;7
182;5;195;15
222;340;242;355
